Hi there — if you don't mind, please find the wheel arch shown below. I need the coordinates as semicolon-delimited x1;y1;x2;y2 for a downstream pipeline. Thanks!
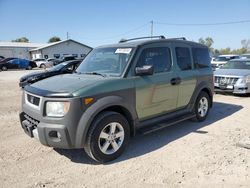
200;87;213;107
189;81;214;109
75;96;137;148
99;105;135;136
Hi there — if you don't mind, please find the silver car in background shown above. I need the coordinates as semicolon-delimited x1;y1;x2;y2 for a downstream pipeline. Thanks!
214;59;250;94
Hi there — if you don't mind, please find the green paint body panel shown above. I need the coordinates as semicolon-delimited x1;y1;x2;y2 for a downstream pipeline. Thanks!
135;72;178;120
20;38;213;149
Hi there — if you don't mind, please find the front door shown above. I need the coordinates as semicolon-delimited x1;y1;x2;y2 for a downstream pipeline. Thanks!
134;45;178;120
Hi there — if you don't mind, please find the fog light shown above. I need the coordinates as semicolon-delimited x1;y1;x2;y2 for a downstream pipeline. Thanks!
48;131;61;142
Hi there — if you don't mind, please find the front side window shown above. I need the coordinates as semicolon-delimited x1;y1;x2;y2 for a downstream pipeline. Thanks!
76;47;133;77
176;47;192;70
137;47;172;73
192;48;210;69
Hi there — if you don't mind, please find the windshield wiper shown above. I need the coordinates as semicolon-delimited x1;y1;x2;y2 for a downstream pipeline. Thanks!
82;72;106;77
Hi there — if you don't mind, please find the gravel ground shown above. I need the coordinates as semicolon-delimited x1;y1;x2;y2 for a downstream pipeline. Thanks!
0;70;250;188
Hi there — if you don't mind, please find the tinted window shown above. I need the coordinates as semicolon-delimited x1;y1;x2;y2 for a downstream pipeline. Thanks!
175;47;192;70
221;61;250;70
192;48;210;68
76;47;133;77
54;54;60;58
137;47;172;73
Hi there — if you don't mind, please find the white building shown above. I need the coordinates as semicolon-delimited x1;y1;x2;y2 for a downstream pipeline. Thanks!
0;42;45;59
0;39;92;60
30;39;92;60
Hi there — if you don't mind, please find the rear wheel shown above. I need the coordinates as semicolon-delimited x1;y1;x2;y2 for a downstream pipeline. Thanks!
27;65;32;70
2;66;7;71
193;91;211;122
84;111;130;163
40;64;46;69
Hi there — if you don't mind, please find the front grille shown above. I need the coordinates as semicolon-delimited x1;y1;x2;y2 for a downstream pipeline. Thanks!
27;93;40;106
24;113;39;127
214;76;239;85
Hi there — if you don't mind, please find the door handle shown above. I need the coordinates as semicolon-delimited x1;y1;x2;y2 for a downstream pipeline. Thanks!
171;77;181;85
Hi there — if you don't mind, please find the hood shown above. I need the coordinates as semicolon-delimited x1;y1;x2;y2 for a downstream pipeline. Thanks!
214;69;250;77
20;70;48;81
25;73;112;97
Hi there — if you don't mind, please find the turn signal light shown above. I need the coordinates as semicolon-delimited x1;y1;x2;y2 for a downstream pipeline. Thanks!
84;98;94;105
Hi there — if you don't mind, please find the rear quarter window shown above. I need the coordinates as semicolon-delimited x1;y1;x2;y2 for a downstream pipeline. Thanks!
192;48;210;69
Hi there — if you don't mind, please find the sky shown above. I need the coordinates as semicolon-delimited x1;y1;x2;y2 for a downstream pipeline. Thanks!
0;0;249;49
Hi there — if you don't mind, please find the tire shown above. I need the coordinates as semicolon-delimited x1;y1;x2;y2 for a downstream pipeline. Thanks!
192;91;211;122
2;66;7;71
40;64;46;69
84;111;130;163
27;65;32;70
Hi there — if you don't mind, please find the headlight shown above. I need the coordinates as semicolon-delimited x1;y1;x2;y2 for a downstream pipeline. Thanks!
246;75;250;83
240;75;250;84
46;101;70;117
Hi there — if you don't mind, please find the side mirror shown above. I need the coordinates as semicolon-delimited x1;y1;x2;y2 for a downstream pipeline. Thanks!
135;65;154;76
62;69;72;73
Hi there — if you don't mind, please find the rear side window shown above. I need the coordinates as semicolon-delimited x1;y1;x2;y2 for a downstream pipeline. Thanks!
137;47;172;73
192;48;210;68
175;47;192;70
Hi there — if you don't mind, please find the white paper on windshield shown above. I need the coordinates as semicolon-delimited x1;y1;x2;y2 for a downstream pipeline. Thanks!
115;48;132;54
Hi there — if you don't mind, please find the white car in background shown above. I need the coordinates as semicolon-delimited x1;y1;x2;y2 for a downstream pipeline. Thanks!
33;58;53;68
211;54;240;70
241;53;250;59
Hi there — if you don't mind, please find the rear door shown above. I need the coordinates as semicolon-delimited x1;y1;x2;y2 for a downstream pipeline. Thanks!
172;44;197;108
134;44;179;120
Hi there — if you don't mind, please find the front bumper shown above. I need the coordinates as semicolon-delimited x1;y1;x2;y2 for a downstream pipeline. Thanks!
20;112;72;148
214;83;250;94
19;92;86;149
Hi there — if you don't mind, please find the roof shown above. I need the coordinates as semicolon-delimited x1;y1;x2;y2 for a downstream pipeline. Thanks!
219;54;240;57
0;42;45;48
97;38;207;49
29;39;92;52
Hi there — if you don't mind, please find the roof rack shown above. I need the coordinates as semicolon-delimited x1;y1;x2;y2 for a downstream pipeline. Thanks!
119;36;166;43
167;37;186;40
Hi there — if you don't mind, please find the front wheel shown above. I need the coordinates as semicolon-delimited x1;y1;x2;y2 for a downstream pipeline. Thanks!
193;91;211;122
2;66;7;71
84;111;130;163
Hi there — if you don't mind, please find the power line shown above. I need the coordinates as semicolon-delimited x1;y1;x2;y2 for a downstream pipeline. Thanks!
81;22;150;41
155;19;250;26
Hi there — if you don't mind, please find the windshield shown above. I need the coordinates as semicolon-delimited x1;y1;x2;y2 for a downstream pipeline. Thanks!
76;47;133;77
48;62;68;71
214;57;227;61
221;61;250;70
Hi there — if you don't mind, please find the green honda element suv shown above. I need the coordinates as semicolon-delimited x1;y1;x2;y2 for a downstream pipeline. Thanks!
20;36;213;163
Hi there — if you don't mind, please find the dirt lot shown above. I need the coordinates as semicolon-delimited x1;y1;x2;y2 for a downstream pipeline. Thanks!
0;70;250;188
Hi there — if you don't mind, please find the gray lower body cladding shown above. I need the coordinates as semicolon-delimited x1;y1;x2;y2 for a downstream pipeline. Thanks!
19;88;137;149
20;93;85;149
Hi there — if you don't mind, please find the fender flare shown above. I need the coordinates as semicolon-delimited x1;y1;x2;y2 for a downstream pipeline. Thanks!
75;96;137;148
188;81;214;109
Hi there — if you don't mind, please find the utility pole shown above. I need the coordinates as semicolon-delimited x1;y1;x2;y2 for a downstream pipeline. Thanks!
66;32;69;39
150;20;153;37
